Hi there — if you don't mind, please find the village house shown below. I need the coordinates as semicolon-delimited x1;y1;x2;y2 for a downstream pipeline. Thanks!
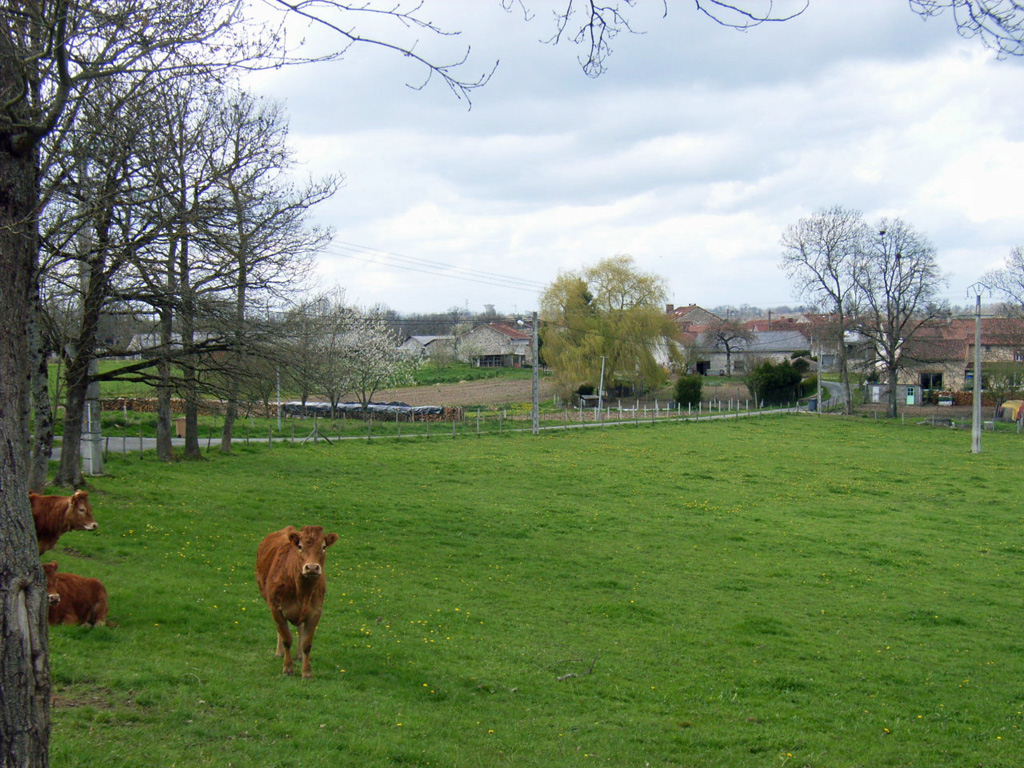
703;329;811;375
666;305;813;376
455;322;534;368
890;317;1024;394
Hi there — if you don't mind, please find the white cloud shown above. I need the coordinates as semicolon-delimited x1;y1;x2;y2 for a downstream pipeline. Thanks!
251;2;1024;314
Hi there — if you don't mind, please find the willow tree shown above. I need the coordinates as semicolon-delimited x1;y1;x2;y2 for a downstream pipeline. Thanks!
540;255;680;401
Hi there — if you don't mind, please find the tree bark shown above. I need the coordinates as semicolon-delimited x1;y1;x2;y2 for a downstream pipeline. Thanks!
220;397;237;454
28;277;53;493
155;243;177;463
156;355;175;462
53;345;90;487
220;201;248;455
0;138;52;768
887;366;900;419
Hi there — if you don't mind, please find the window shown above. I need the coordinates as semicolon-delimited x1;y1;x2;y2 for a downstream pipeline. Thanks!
919;372;943;390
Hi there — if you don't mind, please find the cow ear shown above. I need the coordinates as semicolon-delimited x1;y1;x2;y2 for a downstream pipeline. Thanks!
325;533;339;548
43;562;57;574
288;531;302;549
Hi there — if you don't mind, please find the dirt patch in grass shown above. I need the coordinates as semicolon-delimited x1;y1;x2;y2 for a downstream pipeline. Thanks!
52;689;125;710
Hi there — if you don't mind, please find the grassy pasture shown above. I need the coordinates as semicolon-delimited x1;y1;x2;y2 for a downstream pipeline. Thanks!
46;415;1024;767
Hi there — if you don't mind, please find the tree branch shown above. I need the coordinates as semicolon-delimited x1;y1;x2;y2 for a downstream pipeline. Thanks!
911;0;1024;58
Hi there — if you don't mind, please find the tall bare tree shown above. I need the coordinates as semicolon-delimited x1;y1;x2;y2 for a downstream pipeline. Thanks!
205;91;339;453
985;245;1024;315
41;78;173;486
1;4;253;763
780;205;867;414
854;218;947;418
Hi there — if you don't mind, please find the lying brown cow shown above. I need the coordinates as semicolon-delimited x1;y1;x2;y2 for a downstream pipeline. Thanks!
42;561;109;627
30;490;98;554
256;525;338;678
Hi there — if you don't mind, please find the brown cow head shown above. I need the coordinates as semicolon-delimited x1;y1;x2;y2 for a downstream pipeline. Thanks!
70;490;98;532
42;562;61;605
288;525;339;579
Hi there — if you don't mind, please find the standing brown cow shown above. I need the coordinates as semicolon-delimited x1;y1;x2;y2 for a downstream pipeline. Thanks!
30;490;98;554
42;561;109;626
256;525;339;678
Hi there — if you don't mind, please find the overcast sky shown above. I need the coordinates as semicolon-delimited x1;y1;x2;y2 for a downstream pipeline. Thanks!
247;1;1024;316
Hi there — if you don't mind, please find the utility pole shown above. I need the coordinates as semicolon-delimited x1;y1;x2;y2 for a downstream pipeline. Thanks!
597;356;606;421
968;283;988;454
532;311;539;435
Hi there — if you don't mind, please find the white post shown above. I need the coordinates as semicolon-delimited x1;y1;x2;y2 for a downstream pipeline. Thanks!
532;311;540;435
971;288;984;454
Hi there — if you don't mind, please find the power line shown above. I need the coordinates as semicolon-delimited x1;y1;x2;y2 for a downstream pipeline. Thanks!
325;240;548;293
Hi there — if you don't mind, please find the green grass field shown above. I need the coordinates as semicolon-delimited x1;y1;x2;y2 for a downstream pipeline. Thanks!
45;415;1024;767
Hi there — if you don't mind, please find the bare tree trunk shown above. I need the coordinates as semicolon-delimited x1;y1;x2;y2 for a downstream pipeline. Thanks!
28;279;53;492
0;137;52;768
220;187;248;455
181;350;202;459
155;301;175;462
155;242;177;462
156;359;175;462
180;310;203;460
54;345;92;487
54;191;115;487
220;391;237;454
837;343;852;416
176;229;203;460
887;366;900;419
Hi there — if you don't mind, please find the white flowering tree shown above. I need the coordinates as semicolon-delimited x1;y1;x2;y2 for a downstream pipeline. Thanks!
341;311;415;410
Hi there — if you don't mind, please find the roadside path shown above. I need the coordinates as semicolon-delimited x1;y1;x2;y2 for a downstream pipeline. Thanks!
52;401;812;461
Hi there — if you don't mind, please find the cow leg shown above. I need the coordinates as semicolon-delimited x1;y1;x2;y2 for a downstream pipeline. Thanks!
297;617;319;679
271;610;294;675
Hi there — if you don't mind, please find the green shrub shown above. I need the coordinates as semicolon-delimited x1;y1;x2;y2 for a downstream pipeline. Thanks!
674;374;702;406
744;359;802;405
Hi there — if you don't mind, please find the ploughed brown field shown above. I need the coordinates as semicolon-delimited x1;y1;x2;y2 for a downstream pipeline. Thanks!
371;378;557;407
370;378;751;408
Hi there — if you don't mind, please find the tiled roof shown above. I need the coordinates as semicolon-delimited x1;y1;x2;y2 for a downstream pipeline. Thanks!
486;323;532;340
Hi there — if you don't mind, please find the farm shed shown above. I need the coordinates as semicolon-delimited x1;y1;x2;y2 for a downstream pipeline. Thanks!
399;335;454;359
